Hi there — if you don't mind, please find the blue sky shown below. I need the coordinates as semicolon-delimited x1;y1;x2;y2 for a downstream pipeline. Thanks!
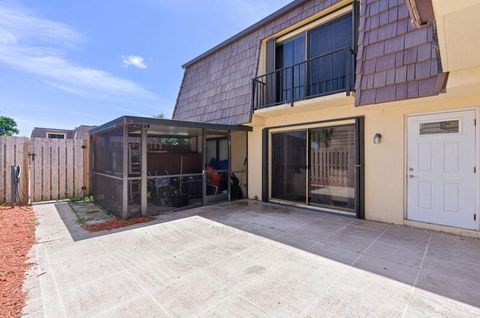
0;0;290;136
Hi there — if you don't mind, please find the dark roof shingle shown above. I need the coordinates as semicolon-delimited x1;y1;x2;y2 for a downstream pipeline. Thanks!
173;0;344;125
355;0;443;105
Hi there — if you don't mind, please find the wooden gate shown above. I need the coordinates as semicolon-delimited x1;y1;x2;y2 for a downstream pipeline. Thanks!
0;137;89;204
0;136;29;204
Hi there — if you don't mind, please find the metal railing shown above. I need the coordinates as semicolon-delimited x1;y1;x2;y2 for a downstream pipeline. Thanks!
252;47;356;110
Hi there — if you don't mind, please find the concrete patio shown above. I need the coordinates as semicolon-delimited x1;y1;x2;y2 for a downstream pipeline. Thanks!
23;200;480;317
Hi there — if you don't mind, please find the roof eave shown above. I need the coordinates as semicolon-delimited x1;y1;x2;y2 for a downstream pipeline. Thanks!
90;116;252;136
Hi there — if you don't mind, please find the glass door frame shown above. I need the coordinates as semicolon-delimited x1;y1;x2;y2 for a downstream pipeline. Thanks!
264;116;364;218
270;128;309;204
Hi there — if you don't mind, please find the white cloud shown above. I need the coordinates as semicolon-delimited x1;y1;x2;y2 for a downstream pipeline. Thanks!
0;3;156;99
121;55;147;69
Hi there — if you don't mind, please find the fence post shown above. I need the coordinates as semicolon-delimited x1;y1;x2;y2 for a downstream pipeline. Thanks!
10;166;16;206
82;139;89;195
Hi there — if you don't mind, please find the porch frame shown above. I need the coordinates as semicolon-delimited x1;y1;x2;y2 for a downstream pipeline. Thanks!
89;116;251;219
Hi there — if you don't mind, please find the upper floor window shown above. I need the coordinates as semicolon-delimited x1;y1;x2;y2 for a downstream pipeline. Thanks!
47;132;66;139
308;13;352;58
253;9;357;110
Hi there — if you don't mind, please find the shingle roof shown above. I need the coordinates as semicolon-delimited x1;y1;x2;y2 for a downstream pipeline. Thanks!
173;0;344;125
354;0;443;105
31;127;74;139
174;0;446;125
72;125;96;139
31;125;96;139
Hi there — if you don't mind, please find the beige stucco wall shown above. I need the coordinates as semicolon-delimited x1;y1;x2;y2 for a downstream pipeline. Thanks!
231;131;248;196
433;0;480;73
247;69;480;226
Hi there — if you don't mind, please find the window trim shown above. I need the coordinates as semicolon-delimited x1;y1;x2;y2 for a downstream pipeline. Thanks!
273;10;353;70
262;116;365;219
276;5;352;43
418;118;462;136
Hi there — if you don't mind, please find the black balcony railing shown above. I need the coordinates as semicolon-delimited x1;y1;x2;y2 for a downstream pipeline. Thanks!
252;47;356;110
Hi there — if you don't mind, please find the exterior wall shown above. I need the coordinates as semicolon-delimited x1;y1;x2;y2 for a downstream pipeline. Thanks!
170;0;480;234
247;81;480;228
231;131;248;197
433;1;480;73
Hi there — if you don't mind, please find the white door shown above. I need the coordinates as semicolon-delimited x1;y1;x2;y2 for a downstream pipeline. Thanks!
407;110;477;230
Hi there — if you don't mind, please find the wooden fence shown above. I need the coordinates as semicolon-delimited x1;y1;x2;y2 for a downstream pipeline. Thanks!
0;136;89;204
0;136;29;204
310;146;354;187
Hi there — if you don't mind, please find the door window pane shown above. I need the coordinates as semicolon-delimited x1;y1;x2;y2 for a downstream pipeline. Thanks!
271;131;307;203
309;125;356;212
419;120;459;135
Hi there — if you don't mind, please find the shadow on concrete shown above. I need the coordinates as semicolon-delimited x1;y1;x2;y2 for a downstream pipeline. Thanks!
50;199;480;309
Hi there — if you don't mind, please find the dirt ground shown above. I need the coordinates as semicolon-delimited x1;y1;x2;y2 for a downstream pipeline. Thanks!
0;205;36;317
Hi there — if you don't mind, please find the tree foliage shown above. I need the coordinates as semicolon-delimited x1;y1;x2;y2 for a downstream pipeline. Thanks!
0;116;19;136
152;113;189;145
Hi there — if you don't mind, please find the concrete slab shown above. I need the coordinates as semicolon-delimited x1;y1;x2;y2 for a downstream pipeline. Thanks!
23;200;480;317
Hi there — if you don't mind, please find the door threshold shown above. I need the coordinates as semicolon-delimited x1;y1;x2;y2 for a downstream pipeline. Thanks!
405;219;480;238
269;199;357;218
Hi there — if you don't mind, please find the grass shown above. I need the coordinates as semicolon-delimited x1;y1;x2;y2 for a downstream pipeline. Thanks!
80;216;155;232
69;200;155;233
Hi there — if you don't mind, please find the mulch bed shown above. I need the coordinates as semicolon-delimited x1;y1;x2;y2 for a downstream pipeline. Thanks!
0;205;36;318
81;216;155;232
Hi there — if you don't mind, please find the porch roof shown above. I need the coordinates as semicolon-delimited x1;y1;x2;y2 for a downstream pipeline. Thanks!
90;115;252;136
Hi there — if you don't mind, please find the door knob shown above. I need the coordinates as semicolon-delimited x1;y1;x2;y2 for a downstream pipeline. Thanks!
408;175;415;179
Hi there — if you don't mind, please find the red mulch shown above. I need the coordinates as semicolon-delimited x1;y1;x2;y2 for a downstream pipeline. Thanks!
81;216;155;232
0;205;36;318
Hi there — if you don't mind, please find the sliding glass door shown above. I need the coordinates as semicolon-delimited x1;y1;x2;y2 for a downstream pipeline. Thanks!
271;131;307;203
309;125;356;212
269;120;362;215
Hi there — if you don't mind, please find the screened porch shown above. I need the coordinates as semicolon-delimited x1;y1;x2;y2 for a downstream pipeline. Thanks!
89;116;250;219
